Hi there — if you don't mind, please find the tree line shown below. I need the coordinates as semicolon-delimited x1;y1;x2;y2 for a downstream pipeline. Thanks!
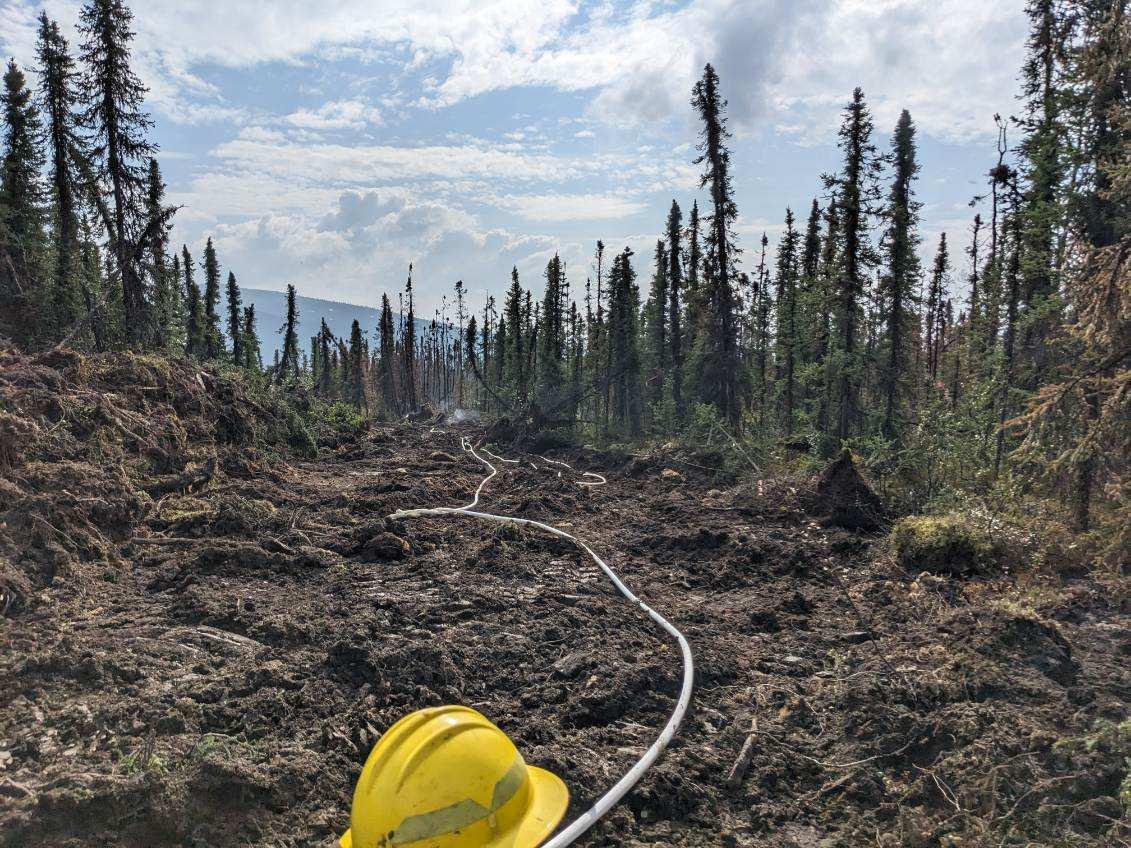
2;1;1127;537
430;1;1127;535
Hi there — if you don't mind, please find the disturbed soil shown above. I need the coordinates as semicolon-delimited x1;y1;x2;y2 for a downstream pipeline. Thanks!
1;350;1129;847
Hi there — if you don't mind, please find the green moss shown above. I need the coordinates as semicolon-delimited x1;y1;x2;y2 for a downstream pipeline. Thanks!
890;514;1006;576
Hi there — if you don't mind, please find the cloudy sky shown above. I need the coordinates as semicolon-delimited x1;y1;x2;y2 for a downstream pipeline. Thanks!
1;0;1028;317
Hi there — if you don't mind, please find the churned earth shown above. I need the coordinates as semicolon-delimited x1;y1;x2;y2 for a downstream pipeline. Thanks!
1;349;1128;847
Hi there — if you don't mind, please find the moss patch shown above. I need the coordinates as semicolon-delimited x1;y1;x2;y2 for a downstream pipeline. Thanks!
891;513;1008;576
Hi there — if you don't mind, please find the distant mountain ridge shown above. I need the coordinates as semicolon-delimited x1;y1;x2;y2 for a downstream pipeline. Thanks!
240;288;433;360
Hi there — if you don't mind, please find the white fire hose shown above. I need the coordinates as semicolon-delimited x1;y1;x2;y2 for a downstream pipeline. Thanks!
389;437;695;848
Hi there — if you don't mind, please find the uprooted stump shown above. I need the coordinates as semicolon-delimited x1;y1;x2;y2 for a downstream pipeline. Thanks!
807;449;884;531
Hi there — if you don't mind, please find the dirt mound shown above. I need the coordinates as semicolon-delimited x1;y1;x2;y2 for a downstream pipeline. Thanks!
807;449;884;530
0;347;313;612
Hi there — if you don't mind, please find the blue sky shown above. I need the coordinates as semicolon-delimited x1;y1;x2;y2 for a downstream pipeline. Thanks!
1;0;1028;318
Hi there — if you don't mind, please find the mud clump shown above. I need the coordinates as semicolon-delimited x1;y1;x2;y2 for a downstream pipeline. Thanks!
349;522;412;561
993;614;1078;686
360;531;411;561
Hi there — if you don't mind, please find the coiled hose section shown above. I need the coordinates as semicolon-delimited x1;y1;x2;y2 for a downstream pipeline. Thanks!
389;437;695;848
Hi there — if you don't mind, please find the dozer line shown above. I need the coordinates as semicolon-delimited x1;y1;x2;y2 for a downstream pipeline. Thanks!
390;437;694;848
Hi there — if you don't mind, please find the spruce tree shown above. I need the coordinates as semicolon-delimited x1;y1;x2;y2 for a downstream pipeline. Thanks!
402;265;418;410
523;291;536;392
689;63;744;424
378;293;400;415
145;158;176;349
774;208;800;435
483;296;498;400
317;320;333;397
666;199;684;417
815;196;841;438
685;201;702;311
995;200;1022;476
593;241;611;436
79;215;110;351
454;279;466;406
535;255;567;416
78;0;155;344
965;213;985;362
608;248;643;435
642;240;668;412
494;318;507;388
348;319;365;409
925;233;950;384
201;237;223;359
880;110;921;440
682;199;702;386
277;283;300;384
226;271;242;364
503;267;526;401
1018;0;1066;309
0;60;46;347
797;199;822;358
646;239;669;410
1057;0;1130;528
37;14;84;342
241;304;261;369
568;299;582;423
181;245;204;357
751;234;774;427
826;87;882;442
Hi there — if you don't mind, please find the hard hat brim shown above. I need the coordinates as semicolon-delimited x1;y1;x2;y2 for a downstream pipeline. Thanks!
504;765;570;848
339;766;569;848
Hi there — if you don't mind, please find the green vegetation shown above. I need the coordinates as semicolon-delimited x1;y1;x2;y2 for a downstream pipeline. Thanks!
1;1;1126;568
891;514;1007;577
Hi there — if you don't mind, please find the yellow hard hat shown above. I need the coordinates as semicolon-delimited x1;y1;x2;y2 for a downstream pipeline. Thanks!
340;705;569;848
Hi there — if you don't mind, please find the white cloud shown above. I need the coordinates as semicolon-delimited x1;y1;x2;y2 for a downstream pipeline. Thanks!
499;193;648;221
0;0;1025;142
202;135;694;193
285;99;382;131
194;190;574;312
